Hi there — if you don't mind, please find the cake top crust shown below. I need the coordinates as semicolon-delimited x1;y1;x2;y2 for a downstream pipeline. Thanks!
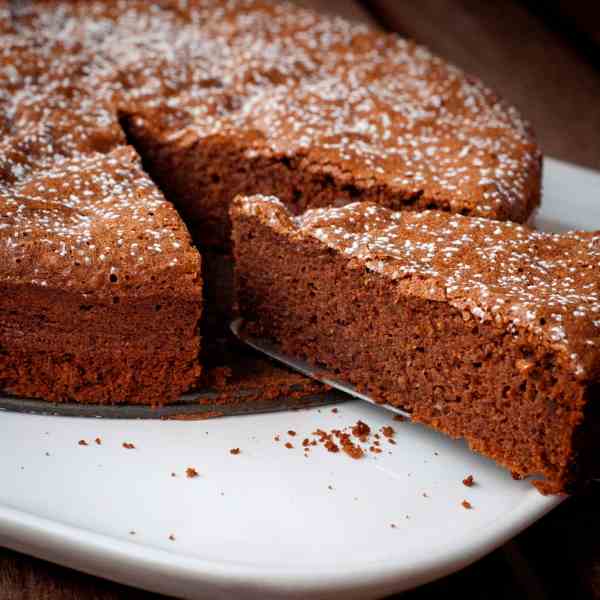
234;194;600;380
2;0;540;226
0;146;201;301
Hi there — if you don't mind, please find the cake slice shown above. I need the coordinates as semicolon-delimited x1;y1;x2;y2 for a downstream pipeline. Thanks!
0;148;202;404
231;195;600;493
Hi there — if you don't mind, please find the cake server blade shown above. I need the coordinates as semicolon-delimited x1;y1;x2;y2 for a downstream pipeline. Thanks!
231;318;411;419
0;390;346;420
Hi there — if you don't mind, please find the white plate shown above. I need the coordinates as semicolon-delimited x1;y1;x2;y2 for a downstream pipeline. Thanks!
1;157;599;599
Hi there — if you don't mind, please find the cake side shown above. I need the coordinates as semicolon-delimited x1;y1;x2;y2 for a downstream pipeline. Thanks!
231;195;600;492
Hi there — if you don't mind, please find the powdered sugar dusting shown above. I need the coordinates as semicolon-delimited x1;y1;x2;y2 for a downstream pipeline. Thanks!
2;0;539;225
0;147;199;298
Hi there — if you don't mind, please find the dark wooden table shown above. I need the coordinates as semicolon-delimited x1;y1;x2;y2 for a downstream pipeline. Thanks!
3;1;600;598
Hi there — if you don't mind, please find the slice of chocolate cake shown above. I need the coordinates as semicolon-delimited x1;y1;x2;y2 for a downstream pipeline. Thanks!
0;148;202;404
231;195;600;493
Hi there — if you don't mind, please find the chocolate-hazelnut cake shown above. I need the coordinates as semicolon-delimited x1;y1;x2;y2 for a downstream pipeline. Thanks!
1;0;541;404
231;196;600;493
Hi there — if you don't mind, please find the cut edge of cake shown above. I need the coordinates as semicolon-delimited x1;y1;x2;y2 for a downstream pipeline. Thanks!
0;148;203;405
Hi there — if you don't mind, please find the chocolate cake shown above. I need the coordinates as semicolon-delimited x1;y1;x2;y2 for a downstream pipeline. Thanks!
1;0;541;404
231;195;600;492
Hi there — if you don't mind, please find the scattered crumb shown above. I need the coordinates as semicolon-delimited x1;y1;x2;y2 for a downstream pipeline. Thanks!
342;441;364;459
230;448;241;455
95;437;102;445
325;440;339;453
388;438;397;445
393;415;405;422
186;467;199;478
78;440;88;446
284;442;294;449
463;475;475;487
381;426;395;438
276;420;388;460
122;442;135;449
511;471;522;480
351;420;371;440
461;500;473;510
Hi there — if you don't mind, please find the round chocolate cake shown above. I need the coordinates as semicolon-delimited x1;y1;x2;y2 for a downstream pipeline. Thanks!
0;0;542;404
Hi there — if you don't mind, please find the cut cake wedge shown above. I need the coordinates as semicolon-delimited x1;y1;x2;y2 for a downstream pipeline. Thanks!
231;194;600;493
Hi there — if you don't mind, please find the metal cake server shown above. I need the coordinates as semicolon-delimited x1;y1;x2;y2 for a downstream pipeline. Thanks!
231;318;412;419
0;389;343;419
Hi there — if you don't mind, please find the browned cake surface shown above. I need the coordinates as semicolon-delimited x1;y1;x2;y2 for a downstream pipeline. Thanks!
231;195;600;492
0;0;541;404
6;0;541;248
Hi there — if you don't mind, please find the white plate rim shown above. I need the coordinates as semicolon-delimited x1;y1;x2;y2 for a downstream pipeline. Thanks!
0;459;563;598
